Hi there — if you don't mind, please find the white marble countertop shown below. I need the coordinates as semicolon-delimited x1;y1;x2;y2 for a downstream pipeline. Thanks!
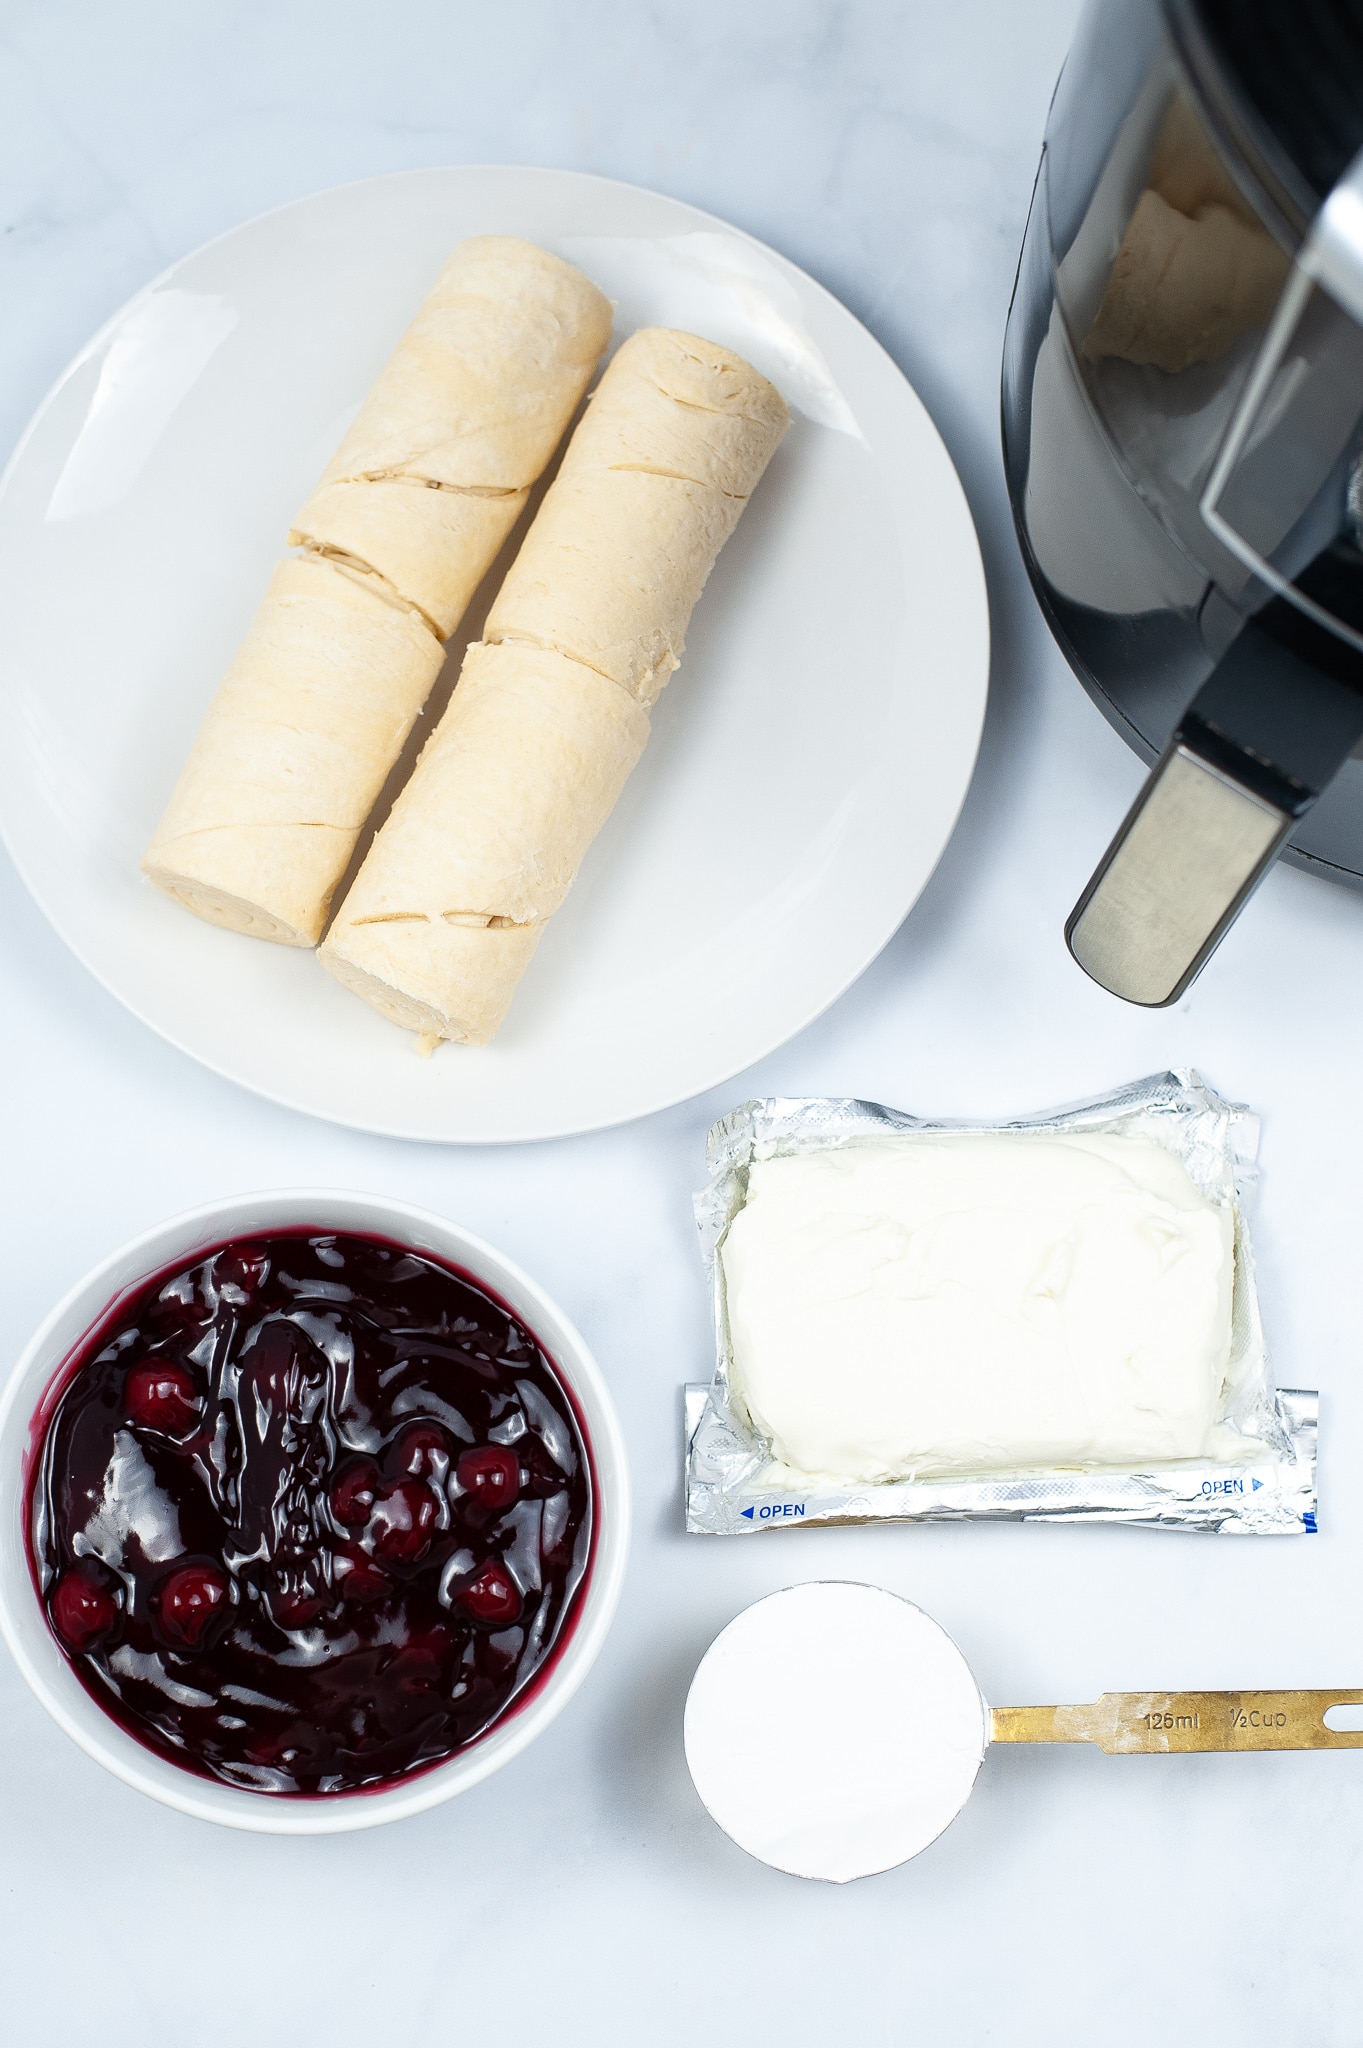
4;3;1363;2041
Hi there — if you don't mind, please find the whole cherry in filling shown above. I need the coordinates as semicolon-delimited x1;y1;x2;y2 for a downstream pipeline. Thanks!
30;1231;592;1795
124;1361;201;1436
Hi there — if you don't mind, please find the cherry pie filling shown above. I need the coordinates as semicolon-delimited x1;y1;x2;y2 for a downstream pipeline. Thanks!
29;1231;593;1795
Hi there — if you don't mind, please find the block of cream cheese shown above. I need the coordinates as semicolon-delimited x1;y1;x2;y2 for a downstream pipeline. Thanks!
720;1132;1235;1481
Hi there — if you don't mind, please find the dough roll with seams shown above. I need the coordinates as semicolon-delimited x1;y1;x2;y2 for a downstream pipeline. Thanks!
141;555;446;948
320;327;790;1043
482;324;790;701
289;237;613;635
143;238;612;948
318;641;651;1043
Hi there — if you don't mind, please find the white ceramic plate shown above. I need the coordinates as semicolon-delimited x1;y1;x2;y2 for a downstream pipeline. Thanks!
0;166;988;1142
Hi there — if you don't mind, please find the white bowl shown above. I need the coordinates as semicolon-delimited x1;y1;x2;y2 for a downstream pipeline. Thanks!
0;1190;630;1833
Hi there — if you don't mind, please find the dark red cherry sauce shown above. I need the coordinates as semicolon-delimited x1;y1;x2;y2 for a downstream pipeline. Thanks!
28;1231;593;1796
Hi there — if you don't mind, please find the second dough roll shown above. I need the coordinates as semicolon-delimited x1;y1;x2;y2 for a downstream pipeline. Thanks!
484;325;791;701
320;327;789;1043
319;639;650;1041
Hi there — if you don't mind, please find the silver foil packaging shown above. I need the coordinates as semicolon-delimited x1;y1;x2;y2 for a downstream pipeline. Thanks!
685;1071;1317;1536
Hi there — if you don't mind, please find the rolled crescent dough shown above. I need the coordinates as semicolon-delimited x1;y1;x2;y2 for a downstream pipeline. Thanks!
320;327;789;1043
142;554;446;946
291;479;524;642
290;237;612;633
143;237;611;947
318;640;649;1040
484;325;792;702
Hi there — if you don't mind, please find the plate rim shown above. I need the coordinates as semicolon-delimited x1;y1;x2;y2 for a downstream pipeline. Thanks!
0;162;990;1145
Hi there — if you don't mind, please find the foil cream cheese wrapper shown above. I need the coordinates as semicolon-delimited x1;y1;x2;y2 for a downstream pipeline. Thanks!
685;1070;1318;1537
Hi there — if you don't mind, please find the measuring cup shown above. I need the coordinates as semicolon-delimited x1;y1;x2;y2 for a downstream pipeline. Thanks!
683;1582;1363;1883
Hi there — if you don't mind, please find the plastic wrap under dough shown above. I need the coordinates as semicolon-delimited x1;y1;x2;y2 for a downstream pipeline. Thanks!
142;554;445;947
484;326;791;703
289;238;612;635
319;640;650;1041
320;327;789;1044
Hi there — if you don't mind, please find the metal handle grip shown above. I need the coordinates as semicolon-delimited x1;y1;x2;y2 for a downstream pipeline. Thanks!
1066;741;1291;1007
1067;578;1363;1005
991;1690;1363;1754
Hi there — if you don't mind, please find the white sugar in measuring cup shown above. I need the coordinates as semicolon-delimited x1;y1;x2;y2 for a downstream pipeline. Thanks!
683;1582;1363;1883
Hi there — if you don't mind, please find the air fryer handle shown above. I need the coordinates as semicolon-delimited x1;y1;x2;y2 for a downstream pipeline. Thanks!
1067;600;1363;1006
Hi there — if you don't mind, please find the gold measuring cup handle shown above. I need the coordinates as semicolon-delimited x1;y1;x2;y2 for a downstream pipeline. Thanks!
990;1693;1363;1754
